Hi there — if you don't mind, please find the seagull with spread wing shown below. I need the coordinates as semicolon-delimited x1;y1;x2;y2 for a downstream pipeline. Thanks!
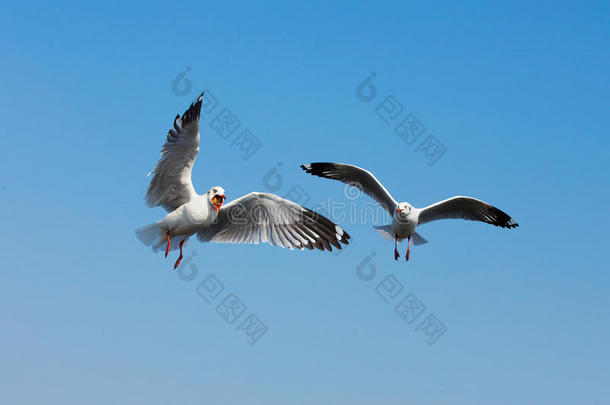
136;94;349;269
301;162;517;262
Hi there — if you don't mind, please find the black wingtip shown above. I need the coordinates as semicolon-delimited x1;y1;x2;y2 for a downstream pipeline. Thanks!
181;91;204;127
489;205;519;229
300;207;351;252
300;163;329;177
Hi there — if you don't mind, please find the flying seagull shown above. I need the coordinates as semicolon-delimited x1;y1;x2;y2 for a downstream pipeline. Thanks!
301;162;517;261
136;94;349;269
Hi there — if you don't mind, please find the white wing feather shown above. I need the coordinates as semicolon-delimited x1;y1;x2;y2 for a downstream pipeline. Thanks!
301;162;399;215
417;196;518;228
145;94;203;212
197;192;350;251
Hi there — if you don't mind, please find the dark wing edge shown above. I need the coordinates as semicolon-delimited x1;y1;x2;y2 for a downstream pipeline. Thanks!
300;162;398;214
144;92;204;211
180;92;204;129
417;196;519;229
196;193;351;252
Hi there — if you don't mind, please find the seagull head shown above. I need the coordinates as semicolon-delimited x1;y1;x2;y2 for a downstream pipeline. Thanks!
208;186;226;213
395;202;412;219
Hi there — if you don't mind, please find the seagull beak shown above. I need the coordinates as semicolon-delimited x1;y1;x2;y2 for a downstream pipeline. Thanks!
212;194;225;213
396;208;403;213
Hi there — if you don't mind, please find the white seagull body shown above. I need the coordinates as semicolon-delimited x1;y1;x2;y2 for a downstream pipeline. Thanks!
136;94;350;269
301;162;518;261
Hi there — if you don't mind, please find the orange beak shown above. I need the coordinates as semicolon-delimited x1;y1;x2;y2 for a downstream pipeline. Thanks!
396;208;403;213
212;194;226;213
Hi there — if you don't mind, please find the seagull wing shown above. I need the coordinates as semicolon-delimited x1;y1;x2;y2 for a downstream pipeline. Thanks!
145;93;203;212
417;196;518;228
301;162;398;215
197;192;350;251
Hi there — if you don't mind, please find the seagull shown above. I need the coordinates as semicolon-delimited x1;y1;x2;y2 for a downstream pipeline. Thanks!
301;162;518;262
136;94;350;269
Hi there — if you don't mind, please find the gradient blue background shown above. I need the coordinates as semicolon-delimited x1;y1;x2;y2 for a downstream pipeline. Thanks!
2;1;609;404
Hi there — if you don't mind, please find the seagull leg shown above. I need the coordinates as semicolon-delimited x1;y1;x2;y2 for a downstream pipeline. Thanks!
165;231;171;258
174;238;186;270
406;236;411;261
394;237;399;261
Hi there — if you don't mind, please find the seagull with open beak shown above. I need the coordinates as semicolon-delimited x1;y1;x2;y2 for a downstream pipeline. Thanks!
211;190;226;213
136;94;350;270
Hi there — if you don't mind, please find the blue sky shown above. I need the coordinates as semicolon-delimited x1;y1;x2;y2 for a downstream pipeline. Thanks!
1;1;609;404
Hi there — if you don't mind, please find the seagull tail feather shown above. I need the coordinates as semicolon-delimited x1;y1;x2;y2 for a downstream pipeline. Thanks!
412;232;428;246
135;222;163;248
135;222;186;253
373;225;394;241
